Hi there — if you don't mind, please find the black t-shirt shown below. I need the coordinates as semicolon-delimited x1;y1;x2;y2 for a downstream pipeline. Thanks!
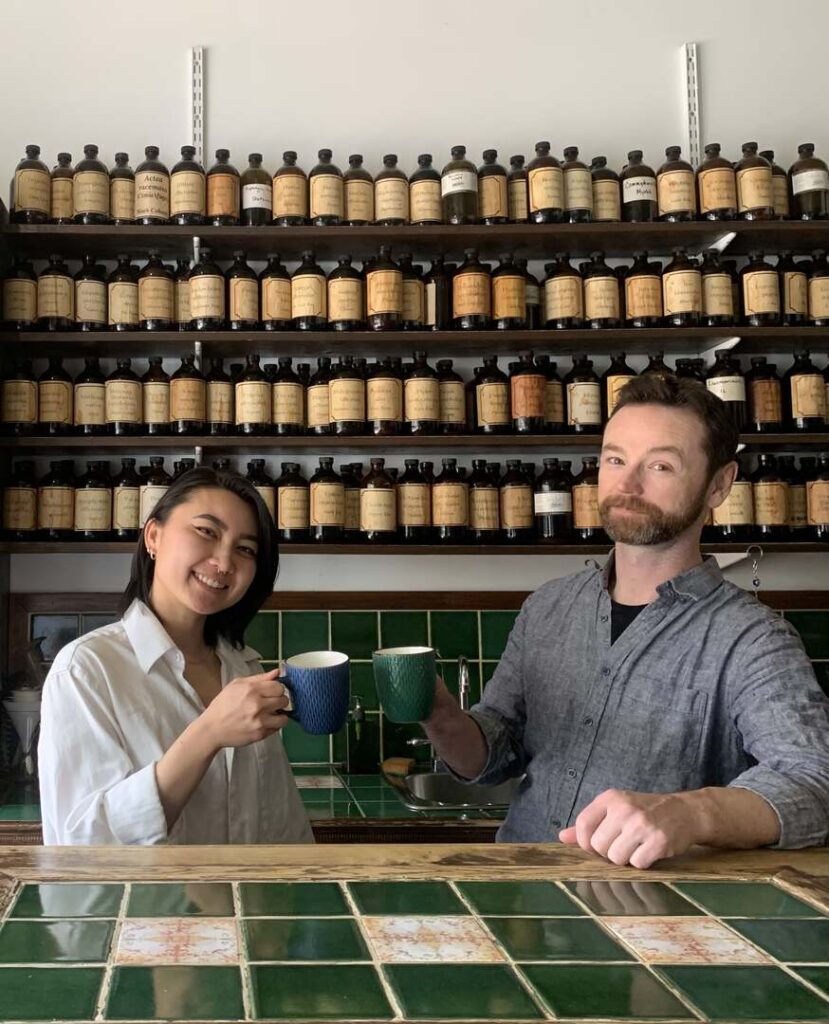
610;599;648;643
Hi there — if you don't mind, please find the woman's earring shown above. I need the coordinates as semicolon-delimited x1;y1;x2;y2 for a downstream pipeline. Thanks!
148;549;156;561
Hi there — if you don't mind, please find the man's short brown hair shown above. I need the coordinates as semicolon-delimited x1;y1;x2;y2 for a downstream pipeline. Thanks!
610;375;739;479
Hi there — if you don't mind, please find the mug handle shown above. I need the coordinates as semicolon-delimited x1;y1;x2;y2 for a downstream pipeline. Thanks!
280;682;295;715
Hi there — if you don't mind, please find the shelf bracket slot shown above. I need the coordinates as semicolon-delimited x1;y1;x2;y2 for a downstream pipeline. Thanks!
194;445;203;466
682;42;701;168
190;46;205;165
699;335;741;362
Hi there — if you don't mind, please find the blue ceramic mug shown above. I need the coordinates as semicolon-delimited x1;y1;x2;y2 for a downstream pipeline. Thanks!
282;651;350;735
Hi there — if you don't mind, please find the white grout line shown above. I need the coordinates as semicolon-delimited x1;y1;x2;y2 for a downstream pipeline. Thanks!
232;880;254;1021
339;880;405;1021
92;881;130;1022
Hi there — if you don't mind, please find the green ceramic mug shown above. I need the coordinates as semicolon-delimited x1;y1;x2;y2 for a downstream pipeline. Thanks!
372;645;437;723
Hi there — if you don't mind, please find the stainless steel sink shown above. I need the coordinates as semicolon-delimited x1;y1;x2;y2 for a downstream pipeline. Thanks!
394;771;521;811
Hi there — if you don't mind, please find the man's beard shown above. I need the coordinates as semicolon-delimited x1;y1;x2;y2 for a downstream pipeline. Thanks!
599;487;708;546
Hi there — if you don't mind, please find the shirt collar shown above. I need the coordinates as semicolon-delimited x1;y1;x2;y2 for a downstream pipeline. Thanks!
599;549;723;602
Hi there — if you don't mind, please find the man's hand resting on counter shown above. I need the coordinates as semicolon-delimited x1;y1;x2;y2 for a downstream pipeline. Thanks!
558;786;781;870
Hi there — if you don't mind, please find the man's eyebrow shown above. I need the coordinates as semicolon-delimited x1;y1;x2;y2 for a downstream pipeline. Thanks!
192;513;258;544
601;443;685;459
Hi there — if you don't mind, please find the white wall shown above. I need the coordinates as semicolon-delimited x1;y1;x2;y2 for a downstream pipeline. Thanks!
3;0;829;592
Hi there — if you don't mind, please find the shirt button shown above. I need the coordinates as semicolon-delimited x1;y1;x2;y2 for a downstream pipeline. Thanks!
583;717;594;727
600;614;608;623
551;818;561;828
602;667;610;676
567;768;577;779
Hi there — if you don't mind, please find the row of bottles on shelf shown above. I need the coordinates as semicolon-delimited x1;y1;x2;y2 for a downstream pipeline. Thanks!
9;247;829;333
3;452;828;545
8;140;829;226
2;350;828;439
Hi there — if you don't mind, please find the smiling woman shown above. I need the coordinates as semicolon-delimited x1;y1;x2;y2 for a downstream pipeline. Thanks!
37;468;313;847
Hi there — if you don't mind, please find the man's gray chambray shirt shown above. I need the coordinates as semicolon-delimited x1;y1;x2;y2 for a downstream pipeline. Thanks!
465;553;829;847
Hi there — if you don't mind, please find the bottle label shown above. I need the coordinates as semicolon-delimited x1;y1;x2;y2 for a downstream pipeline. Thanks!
526;283;539;306
439;380;465;424
403;279;425;324
432;482;469;527
592;178;621;221
789;484;808;529
108;281;139;325
441;169;477;197
310;173;344;219
328;278;363;322
105;379;142;423
398;483;431;526
229;278;258;322
564;167;593;211
492;274;526;319
344;179;374;222
3;487;36;531
567;381;601;426
702;273;734;317
73;170;109;216
783;271;808;316
307;383;330;428
143;381;171;424
262;277;293;321
624;275;662;318
113;487;140;531
110;177;135;220
51;177;73;220
534;490;572;515
544;380;565;424
501;483;533;529
657;169;696;215
190;274;225;319
1;380;37;423
38;486;74;530
135;170;169;219
366;269;403;316
292;273;327;319
663;269;702;315
207;380;233;424
272;382;304;425
606;374;635;416
367;377;403;421
278;486;309;530
737;166;773;212
750;379;782;424
2;278;37;322
622;175;657;203
772;175;790;217
75;488;112;531
743;270;780;316
808;278;829;320
329;378;365;422
508;178;528;221
698;167;737;212
139;485;168;528
706;375;746;403
310;481;345;527
273;174;308;218
37;274;74;319
236;381;270;424
807;480;829;526
545;276;583;320
410;179;442;222
476;381;510;426
791;374;826;419
138;277;174;320
75;280;107;323
792;168;829;195
360;489;397;532
14;168;50;213
479;175;508;219
39;380;72;425
713;480;754;526
175;279;191;324
242;182;272;210
511;374;545;419
470;488;499;531
573;483;601;528
344;488;361;531
74;382;105;425
425;281;438;326
584;277;620;320
254;485;275;523
528;166;563;211
170;378;206;421
207;172;240;217
753;481;788;526
404;378;440;422
171;170;206;215
375;178;409;221
453;271;491;317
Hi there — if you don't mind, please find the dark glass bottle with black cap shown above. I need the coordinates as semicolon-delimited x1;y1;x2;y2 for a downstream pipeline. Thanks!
409;154;442;225
510;351;544;434
441;145;478;224
236;353;271;436
452;248;491;330
240;153;272;226
375;154;409;225
2;256;37;330
623;251;662;327
662;248;701;327
491;253;526;329
785;351;826;432
206;148;240;226
38;460;76;541
344;154;373;225
330;355;365;436
328;256;364;330
206;357;233;437
275;463;309;544
700;248;735;326
535;457;573;543
745;356;782;433
10;144;50;223
433;457;468;544
142;357;170;437
2;460;37;540
109;152;135;225
778;251;808;325
1;358;37;436
397;459;432;544
590;156;621;222
467;459;500;545
309;148;343;226
260;255;292;331
245;460;275;522
105;358;142;437
696;143;737;220
789;143;829;220
170;145;206;225
271;356;304;437
73;356;106;437
112;458;141;541
188;246;225;330
50;152;74;224
656;146;696;222
227;251;259;331
307;356;334;437
360;458;397;544
170;354;206;435
735;143;774;220
404;351;439;436
74;255;107;332
572;456;606;542
309;458;344;543
500;460;535;544
272;151;308;225
711;456;753;543
400;254;425;329
478;149;508;224
705;349;746;430
423;257;451;330
75;461;112;541
620;150;657;222
564;355;601;434
37;255;73;331
740;251;781;327
138;251;174;331
366;245;402;331
584;251;621;328
73;144;110;224
507;154;528;222
134;146;170;224
752;454;789;541
543;254;583;329
474;355;510;435
526;141;563;223
761;149;790;219
292;250;327;331
562;146;592;223
38;355;73;436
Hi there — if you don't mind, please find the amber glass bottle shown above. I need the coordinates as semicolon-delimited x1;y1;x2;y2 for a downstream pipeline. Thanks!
700;248;735;326
624;251;662;327
465;459;499;544
73;357;106;436
235;353;271;435
780;455;808;536
73;144;110;223
324;256;361;331
74;255;107;331
109;152;135;225
138;251;174;331
10;145;50;223
38;356;73;436
105;359;142;436
745;357;782;433
1;358;37;436
435;359;465;435
785;351;826;431
474;355;510;435
271;357;304;436
276;463;310;543
206;149;240;225
366;358;403;437
562;146;593;222
507;154;528;222
590;156;621;222
432;457;468;543
534;458;572;543
641;352;674;380
141;357;170;437
339;464;362;542
509;351;544;434
307;356;334;436
309;149;343;225
656;146;696;221
735;143;774;220
170;145;206;224
2;257;37;330
74;461;112;540
169;354;206;435
408;154;441;225
3;460;38;539
135;146;170;224
292;250;328;330
398;255;424;330
601;353;636;422
789;143;829;220
712;456;754;542
499;460;534;544
423;257;451;330
490;253;526;329
205;357;233;436
259;255;292;331
807;454;829;541
273;151;308;225
309;458;344;543
760;150;790;219
245;459;275;522
662;248;701;326
621;150;657;222
174;259;191;331
330;355;366;436
696;143;737;220
477;149;508;224
37;255;73;331
778;251;808;325
50;152;74;224
360;458;397;543
227;251;258;331
38;460;76;541
187;247;224;330
375;154;409;225
404;351;439;435
534;355;565;434
397;459;432;543
705;349;746;430
241;153;272;226
342;154;373;225
453;248;491;329
440;145;478;224
752;454;789;540
808;250;829;326
740;251;781;326
584;251;621;328
564;356;601;434
366;245;403;330
572;456;606;542
543;254;583;328
526;141;563;223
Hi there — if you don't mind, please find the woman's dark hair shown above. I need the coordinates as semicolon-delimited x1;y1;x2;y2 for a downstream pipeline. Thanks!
610;374;739;480
118;467;278;648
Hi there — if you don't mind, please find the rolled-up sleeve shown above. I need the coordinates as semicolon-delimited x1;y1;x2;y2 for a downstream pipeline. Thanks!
726;618;829;848
39;662;168;846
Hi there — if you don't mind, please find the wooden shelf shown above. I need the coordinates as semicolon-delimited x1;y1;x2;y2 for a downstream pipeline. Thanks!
3;220;829;261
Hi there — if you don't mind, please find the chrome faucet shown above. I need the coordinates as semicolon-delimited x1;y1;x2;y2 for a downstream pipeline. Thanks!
458;655;471;711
